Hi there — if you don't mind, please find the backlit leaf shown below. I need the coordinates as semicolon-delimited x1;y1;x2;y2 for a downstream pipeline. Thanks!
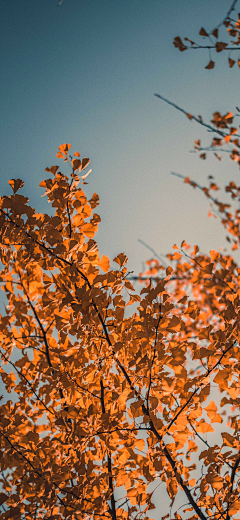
98;254;110;273
8;179;24;193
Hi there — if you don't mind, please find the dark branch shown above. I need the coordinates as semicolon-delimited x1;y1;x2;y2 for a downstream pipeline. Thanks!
154;94;240;139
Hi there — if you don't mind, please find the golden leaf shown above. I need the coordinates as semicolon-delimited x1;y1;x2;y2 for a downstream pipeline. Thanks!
98;254;110;273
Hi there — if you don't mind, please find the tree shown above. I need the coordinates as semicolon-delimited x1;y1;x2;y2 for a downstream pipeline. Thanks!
173;0;240;70
1;6;240;520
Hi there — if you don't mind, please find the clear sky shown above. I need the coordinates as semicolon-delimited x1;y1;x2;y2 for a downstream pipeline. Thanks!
1;0;240;276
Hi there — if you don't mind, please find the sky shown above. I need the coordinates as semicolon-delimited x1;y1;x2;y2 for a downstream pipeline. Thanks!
1;0;240;277
1;1;240;517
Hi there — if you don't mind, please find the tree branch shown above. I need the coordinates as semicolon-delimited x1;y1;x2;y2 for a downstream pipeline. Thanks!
0;431;96;513
0;349;56;417
154;94;240;139
100;380;117;520
226;453;240;520
166;341;236;433
146;303;162;413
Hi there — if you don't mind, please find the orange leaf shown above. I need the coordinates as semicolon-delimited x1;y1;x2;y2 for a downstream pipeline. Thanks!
208;473;223;490
113;253;128;267
72;159;81;171
172;252;182;260
98;255;110;273
58;143;71;153
8;179;24;194
118;450;129;464
83;223;97;238
56;143;71;158
205;60;215;70
199;27;208;36
224;135;231;143
45;166;59;175
229;58;236;68
214;369;229;384
173;36;187;51
216;41;228;53
82;158;90;170
211;414;222;423
195;420;214;434
228;500;240;516
166;479;178;500
204;400;217;419
0;493;8;506
188;479;196;487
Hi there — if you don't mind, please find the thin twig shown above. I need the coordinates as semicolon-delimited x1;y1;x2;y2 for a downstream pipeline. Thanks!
0;349;56;417
226;453;240;520
210;0;238;32
166;341;236;433
138;239;167;268
154;94;240;139
146;303;162;413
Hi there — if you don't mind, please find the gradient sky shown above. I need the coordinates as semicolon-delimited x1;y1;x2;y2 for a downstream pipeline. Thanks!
1;0;240;277
1;1;240;516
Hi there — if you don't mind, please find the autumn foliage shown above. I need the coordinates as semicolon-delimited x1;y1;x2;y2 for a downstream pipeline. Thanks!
0;135;240;520
1;5;240;520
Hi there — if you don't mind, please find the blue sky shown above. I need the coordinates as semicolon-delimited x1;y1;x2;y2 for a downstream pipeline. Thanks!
1;0;240;275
